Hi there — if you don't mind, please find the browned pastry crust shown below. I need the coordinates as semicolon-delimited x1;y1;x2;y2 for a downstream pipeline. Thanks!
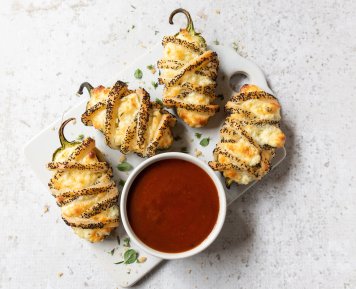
209;84;286;186
158;29;219;128
81;81;176;157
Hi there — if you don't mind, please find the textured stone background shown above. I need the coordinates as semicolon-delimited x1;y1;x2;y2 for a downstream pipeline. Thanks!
1;0;355;288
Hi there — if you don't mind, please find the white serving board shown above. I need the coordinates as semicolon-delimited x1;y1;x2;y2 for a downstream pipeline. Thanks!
24;44;286;287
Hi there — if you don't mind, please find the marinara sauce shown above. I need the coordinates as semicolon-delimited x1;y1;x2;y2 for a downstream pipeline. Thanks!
127;159;219;253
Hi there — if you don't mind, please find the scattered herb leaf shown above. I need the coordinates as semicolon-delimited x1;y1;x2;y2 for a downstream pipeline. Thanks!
130;4;136;9
134;69;143;79
124;249;138;264
108;248;115;255
195;133;202;139
155;98;163;106
232;42;239;52
131;25;135;29
114;261;124;265
118;179;126;187
77;134;84;140
147;64;157;74
151;81;158;89
200;137;210;147
174;135;182;141
117;162;133;172
123;237;130;247
213;39;220;45
154;30;159;35
116;236;120;245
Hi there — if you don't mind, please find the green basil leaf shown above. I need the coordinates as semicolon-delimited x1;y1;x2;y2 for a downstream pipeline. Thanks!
118;179;126;187
134;68;143;79
124;249;138;264
117;162;133;172
195;133;202;139
200;137;210;147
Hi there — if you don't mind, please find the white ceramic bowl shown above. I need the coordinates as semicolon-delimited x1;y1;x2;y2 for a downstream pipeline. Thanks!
120;152;227;260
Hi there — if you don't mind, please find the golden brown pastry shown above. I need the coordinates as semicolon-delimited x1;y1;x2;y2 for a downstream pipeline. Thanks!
209;84;286;186
78;81;176;157
47;118;119;242
158;8;219;127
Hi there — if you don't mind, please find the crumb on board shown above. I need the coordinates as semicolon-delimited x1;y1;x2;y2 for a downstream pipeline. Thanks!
139;41;147;49
197;9;207;20
119;155;126;163
137;256;147;263
43;205;49;214
188;269;192;274
57;272;63;278
195;149;202;157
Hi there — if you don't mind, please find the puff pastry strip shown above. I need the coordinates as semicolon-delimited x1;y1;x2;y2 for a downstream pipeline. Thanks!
78;81;176;157
47;118;119;243
209;85;286;186
158;9;219;127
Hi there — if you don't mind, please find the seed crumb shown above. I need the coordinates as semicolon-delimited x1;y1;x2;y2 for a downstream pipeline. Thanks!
195;149;202;157
215;9;221;14
57;272;63;278
188;269;192;274
119;155;126;163
137;256;147;263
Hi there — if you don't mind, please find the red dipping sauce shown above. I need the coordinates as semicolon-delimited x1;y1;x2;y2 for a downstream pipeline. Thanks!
127;159;219;253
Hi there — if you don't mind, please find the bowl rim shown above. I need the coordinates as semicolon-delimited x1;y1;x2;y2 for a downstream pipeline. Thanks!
120;152;227;260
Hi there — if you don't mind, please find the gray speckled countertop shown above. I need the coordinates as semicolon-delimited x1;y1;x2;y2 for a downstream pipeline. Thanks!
1;0;355;288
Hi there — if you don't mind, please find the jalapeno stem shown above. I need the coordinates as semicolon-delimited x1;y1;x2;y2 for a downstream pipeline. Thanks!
169;8;196;35
58;118;76;147
77;82;94;95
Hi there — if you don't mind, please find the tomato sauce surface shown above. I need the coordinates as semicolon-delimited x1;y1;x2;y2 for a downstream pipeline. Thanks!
127;159;219;253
